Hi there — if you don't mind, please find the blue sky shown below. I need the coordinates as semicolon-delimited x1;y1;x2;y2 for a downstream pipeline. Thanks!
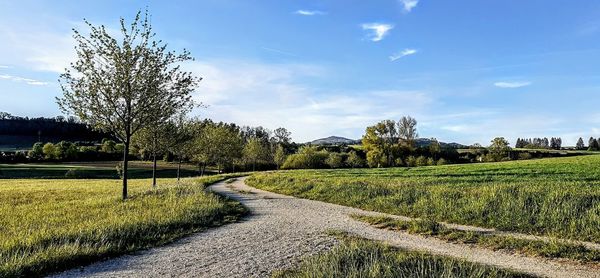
1;1;600;144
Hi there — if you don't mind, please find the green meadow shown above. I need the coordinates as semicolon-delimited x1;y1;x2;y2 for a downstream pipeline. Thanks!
247;155;600;243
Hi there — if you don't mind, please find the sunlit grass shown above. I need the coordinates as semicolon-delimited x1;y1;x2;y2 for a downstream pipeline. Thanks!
247;155;600;243
0;174;246;277
274;234;532;278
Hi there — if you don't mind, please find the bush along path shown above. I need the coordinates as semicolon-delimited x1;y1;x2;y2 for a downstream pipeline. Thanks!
55;178;600;278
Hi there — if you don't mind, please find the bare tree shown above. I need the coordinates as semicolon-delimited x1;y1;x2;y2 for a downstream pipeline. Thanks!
397;116;418;149
58;10;199;199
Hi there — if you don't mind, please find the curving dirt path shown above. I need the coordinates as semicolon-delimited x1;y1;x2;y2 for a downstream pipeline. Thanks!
54;178;600;278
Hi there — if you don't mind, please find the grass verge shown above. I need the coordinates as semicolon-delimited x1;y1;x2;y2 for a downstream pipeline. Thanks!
273;233;533;278
0;174;246;277
353;214;600;263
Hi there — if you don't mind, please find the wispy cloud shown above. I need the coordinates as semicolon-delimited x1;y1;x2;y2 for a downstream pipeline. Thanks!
400;0;419;12
0;74;49;86
261;47;297;57
493;81;532;88
361;23;394;42
389;49;418;61
294;10;326;16
0;65;10;69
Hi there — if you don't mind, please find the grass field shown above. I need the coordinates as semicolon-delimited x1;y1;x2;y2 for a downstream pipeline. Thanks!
0;161;208;179
274;233;531;278
0;174;246;277
247;155;600;243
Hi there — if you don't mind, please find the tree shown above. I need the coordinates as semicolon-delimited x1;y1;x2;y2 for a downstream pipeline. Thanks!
589;139;600;151
194;124;243;174
576;137;585;150
165;115;194;181
57;11;199;199
133;124;170;187
243;138;264;171
325;152;344;168
42;143;57;160
397;116;418;150
274;144;287;170
347;151;365;168
489;137;511;161
428;138;441;160
101;140;116;153
28;142;44;160
273;127;292;146
362;120;397;167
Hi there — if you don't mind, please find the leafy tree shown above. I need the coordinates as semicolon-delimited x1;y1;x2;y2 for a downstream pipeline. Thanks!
57;11;199;199
194;124;243;174
101;140;116;153
274;144;287;170
165;115;194;181
428;138;441;160
243;138;265;171
325;152;344;168
133;124;170;187
28;142;44;160
397;116;418;150
576;137;585;150
489;137;511;161
347;151;365;168
42;143;57;160
362;120;397;167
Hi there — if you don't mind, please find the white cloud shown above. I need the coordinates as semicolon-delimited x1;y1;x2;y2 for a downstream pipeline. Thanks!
183;59;434;142
0;24;75;73
294;10;326;16
362;23;394;42
400;0;419;12
0;74;49;86
493;81;532;88
389;49;418;61
0;65;9;69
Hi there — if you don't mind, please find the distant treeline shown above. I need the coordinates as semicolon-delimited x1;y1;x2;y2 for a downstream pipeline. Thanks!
515;137;562;149
0;112;109;141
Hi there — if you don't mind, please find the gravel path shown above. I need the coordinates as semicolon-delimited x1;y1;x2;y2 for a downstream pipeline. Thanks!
54;178;600;278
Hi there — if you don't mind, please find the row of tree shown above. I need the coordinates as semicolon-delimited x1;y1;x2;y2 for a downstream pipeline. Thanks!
514;137;562;149
575;137;600;151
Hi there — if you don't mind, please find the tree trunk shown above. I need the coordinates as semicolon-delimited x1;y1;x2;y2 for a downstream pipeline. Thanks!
253;160;256;172
201;162;205;176
122;139;130;200
152;151;157;188
177;157;181;181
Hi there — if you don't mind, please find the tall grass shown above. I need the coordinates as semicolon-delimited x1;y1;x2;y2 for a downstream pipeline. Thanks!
247;155;600;243
0;174;246;277
274;236;531;278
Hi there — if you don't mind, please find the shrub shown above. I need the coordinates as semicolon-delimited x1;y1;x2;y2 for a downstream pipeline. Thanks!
347;151;366;168
28;142;44;160
42;143;57;160
518;153;532;160
436;158;448;165
426;157;435;166
325;152;344;168
406;156;417;167
415;156;428;166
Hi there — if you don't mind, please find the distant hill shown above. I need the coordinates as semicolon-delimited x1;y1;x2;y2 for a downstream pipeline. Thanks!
309;136;360;145
309;136;466;148
415;138;466;149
